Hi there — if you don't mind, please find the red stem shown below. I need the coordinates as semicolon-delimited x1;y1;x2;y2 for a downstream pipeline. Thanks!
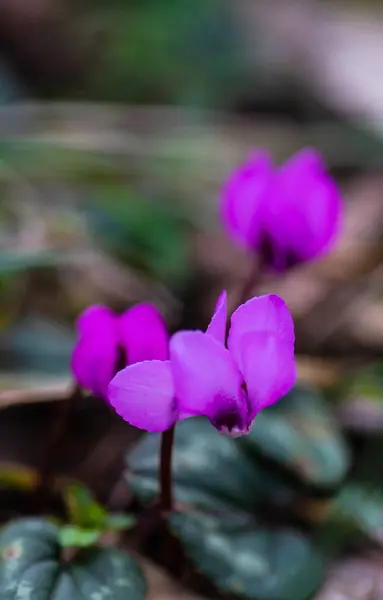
231;258;261;313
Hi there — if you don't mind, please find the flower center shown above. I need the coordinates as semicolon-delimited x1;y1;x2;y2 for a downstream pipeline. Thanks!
259;231;300;272
211;395;249;437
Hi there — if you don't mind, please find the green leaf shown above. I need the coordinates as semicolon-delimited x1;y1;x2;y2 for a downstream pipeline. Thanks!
170;511;325;600
0;518;147;599
128;418;325;597
127;418;295;513
325;483;383;547
58;525;101;549
104;514;136;532
64;483;108;529
242;385;350;488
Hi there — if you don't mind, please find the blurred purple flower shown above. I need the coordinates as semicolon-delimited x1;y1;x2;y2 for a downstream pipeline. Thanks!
108;290;295;436
71;303;169;399
221;148;342;271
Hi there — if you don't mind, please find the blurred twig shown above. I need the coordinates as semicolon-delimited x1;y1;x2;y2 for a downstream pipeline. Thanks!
0;377;70;409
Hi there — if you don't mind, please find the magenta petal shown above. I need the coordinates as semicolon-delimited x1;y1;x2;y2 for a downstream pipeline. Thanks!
228;294;294;372
206;290;227;344
76;305;116;336
108;360;177;432
71;335;117;399
118;303;169;364
220;151;273;250
264;148;342;266
240;331;296;419
170;331;248;434
72;304;119;398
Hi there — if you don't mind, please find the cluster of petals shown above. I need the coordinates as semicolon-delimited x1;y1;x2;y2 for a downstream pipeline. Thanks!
108;291;295;437
71;303;168;399
221;148;342;271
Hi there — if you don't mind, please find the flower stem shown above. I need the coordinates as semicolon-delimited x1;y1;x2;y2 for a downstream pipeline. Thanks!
159;424;175;512
232;258;260;311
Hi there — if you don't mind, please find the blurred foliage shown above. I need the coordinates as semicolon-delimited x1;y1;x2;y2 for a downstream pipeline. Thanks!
2;0;383;596
0;518;146;599
88;184;191;288
0;464;38;492
1;317;74;376
128;415;326;599
59;483;135;549
127;381;383;598
171;512;324;600
244;386;350;489
78;0;247;107
63;483;135;536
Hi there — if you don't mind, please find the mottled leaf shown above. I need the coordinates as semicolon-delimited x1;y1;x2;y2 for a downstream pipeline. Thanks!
242;385;350;488
0;518;146;600
127;418;295;513
170;511;325;600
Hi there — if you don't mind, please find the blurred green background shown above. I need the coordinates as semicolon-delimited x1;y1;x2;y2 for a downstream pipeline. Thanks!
2;0;383;598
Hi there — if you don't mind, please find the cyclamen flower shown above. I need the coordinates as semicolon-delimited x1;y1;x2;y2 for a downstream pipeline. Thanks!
108;291;295;436
71;303;169;399
221;148;342;271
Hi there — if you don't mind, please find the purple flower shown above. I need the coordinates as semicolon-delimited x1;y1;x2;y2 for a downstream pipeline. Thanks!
221;148;342;271
108;291;295;436
71;303;169;399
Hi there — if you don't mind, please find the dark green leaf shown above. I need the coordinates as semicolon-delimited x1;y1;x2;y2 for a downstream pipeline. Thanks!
58;525;100;549
170;511;325;600
325;483;383;547
127;417;295;512
242;385;350;488
0;518;146;599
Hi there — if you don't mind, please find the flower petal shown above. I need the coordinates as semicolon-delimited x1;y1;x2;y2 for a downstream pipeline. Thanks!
206;290;227;344
240;331;296;419
76;305;117;337
228;294;294;372
118;303;169;364
220;151;273;250
108;360;177;432
72;305;119;398
263;148;342;267
170;331;248;434
71;335;118;399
